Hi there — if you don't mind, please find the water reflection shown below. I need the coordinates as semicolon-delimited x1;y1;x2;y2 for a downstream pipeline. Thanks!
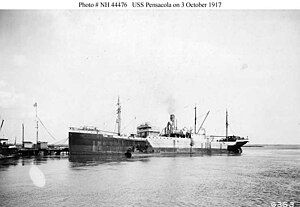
0;147;299;207
0;155;69;168
0;157;19;168
68;154;151;168
68;152;242;168
0;152;242;169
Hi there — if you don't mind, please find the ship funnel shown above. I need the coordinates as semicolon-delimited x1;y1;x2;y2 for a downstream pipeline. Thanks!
170;114;175;127
170;114;175;123
165;114;176;135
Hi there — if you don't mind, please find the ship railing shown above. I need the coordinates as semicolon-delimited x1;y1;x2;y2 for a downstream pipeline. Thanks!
69;127;119;135
69;127;146;141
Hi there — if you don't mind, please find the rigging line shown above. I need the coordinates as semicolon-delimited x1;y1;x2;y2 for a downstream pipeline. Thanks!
229;125;235;135
196;112;209;120
122;116;136;132
61;137;69;143
53;137;68;145
56;137;68;143
37;116;56;140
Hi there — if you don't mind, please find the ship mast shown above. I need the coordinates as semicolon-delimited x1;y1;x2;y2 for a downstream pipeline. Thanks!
22;123;24;148
194;105;197;134
117;97;121;136
226;110;228;140
34;102;39;146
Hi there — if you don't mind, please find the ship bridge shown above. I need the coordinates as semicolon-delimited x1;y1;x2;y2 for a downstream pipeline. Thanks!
137;122;160;138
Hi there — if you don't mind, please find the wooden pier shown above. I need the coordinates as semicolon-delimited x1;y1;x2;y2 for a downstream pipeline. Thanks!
18;147;69;157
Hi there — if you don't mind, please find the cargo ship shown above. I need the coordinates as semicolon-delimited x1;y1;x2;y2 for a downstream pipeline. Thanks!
69;98;248;157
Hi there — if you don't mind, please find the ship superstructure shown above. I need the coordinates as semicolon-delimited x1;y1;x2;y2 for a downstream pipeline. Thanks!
69;98;248;157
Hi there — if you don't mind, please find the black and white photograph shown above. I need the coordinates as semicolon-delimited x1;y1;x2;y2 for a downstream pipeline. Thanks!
0;5;299;207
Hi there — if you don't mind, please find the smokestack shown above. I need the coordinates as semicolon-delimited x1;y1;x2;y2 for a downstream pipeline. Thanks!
170;114;175;123
170;114;176;127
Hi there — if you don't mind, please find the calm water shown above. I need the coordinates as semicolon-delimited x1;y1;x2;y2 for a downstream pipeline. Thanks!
0;146;299;207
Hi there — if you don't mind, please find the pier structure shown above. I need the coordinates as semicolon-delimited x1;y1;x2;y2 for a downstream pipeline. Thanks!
18;146;69;157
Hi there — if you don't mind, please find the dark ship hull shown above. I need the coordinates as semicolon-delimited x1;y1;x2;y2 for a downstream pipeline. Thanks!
69;131;149;155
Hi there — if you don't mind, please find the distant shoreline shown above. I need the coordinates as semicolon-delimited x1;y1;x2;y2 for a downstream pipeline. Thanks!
243;144;264;147
244;144;300;149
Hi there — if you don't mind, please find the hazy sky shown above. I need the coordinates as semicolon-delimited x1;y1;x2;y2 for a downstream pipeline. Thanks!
0;10;299;144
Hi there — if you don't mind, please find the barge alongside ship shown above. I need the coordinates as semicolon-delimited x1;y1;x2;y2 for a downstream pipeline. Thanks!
69;98;248;157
